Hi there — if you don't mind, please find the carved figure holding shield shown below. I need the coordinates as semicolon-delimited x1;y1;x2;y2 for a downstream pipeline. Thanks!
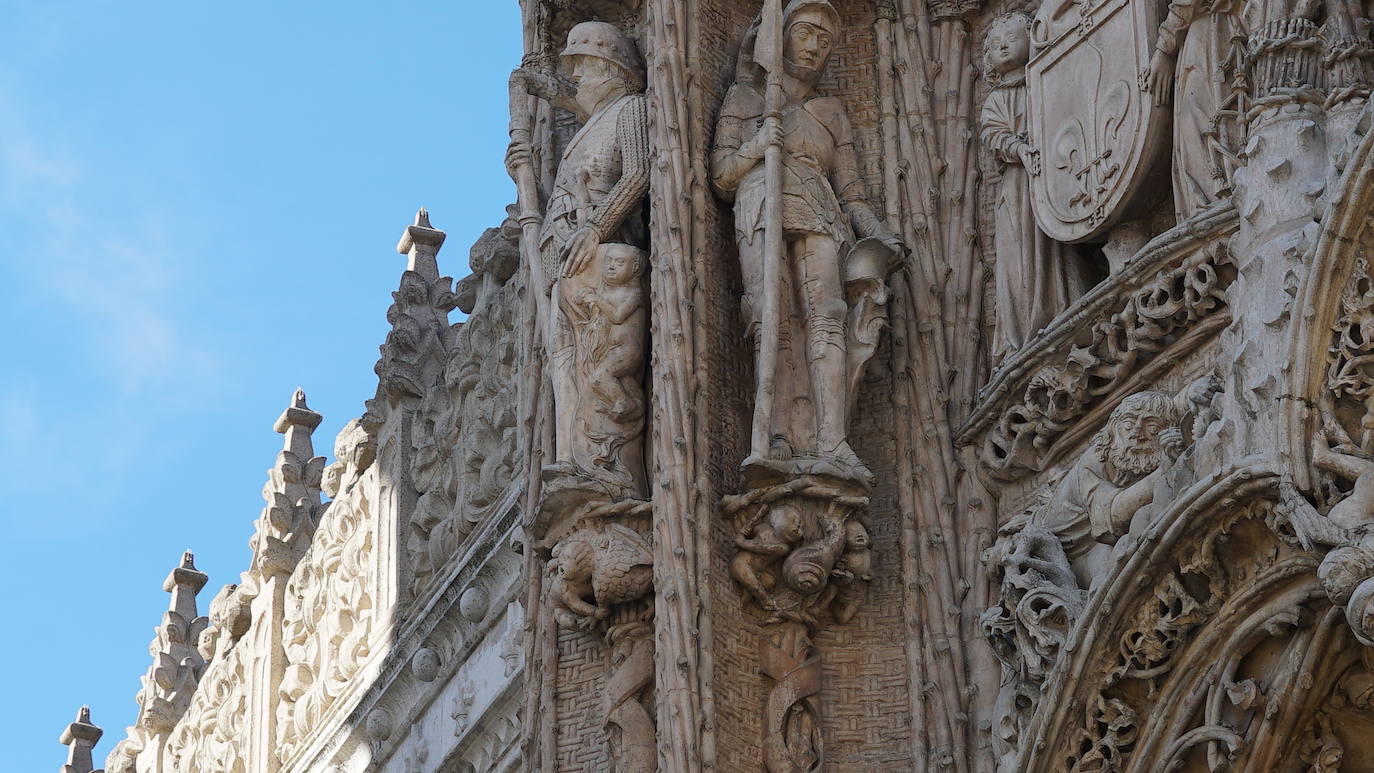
981;12;1083;362
711;0;903;479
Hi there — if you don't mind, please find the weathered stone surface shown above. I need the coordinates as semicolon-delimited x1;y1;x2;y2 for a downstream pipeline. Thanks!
74;0;1374;771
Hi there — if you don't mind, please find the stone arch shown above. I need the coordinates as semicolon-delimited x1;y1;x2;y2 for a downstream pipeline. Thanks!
1015;468;1374;773
1287;107;1374;490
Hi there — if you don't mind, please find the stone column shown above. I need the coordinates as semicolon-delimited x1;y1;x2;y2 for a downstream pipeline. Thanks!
1220;12;1329;466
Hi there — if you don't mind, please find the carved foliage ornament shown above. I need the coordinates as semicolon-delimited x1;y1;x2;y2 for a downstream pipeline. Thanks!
983;241;1233;478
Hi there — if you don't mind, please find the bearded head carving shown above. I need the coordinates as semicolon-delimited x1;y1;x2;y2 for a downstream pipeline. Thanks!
1093;391;1179;485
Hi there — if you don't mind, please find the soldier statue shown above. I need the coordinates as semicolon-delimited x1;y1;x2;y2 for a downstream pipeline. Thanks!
510;21;651;497
711;0;903;477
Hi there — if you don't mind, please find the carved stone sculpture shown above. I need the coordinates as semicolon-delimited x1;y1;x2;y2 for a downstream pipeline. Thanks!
548;520;657;773
711;0;902;477
1144;0;1243;220
1032;389;1186;561
723;475;871;773
982;523;1086;773
512;20;652;500
981;12;1082;362
1026;0;1171;241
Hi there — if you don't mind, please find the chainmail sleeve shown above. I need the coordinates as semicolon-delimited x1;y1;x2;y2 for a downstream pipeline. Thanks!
589;94;651;242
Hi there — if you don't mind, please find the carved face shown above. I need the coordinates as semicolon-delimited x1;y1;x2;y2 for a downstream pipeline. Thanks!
985;19;1031;75
568;54;626;114
604;248;641;285
1106;409;1166;478
769;505;805;543
784;16;834;75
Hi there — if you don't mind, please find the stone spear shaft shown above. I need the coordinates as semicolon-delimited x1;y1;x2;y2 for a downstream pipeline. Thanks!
752;0;787;457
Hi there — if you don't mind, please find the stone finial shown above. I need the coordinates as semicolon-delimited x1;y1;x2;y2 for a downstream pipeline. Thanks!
163;550;209;624
249;389;326;578
273;387;324;462
125;552;209;739
59;705;103;773
396;207;448;281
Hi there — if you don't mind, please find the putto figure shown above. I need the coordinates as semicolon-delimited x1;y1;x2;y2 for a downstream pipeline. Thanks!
980;12;1081;363
711;0;903;476
510;21;651;497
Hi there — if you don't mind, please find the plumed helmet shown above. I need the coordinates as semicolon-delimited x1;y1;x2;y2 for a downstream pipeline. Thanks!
783;0;842;35
561;21;645;87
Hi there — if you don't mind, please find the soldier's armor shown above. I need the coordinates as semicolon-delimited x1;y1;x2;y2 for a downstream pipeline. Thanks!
539;93;648;290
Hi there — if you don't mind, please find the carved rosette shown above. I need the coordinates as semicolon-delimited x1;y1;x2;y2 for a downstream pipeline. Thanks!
723;474;872;773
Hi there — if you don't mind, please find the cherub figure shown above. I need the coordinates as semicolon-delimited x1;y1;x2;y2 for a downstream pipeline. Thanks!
980;12;1081;363
830;520;872;624
731;505;807;612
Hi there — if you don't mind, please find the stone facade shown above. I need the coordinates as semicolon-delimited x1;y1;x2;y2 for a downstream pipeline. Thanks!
62;0;1374;771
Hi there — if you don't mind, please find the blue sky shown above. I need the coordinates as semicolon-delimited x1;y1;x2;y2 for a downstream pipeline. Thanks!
0;2;521;767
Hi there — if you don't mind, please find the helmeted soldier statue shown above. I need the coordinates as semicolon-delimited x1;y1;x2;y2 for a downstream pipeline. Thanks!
511;21;651;497
711;0;903;476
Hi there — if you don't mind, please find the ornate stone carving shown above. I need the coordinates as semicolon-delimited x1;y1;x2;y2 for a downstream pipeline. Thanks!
511;19;652;501
109;551;210;772
1027;0;1171;241
408;213;522;595
1029;388;1191;559
981;12;1084;363
711;0;903;479
275;414;379;765
1144;0;1244;220
547;514;657;773
979;240;1234;479
982;524;1086;772
723;476;871;773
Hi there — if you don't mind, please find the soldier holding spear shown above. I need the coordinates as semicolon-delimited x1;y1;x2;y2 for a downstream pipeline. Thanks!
712;0;904;480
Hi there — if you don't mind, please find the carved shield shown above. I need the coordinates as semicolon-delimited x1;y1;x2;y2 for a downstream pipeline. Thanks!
1027;0;1168;243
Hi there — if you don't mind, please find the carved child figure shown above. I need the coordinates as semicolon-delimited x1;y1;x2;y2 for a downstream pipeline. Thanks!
732;504;807;612
980;13;1081;363
830;519;872;624
561;245;648;432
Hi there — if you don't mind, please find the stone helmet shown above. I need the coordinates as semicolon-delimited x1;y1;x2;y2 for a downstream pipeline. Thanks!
561;21;645;89
783;0;842;35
